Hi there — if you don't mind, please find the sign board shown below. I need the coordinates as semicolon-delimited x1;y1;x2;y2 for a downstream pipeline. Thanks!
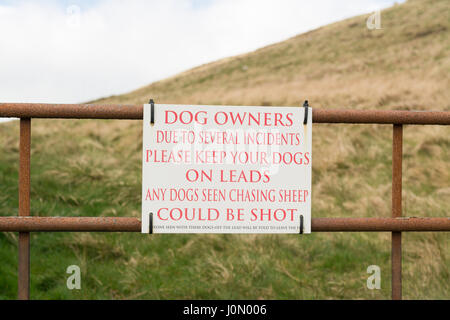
141;104;312;234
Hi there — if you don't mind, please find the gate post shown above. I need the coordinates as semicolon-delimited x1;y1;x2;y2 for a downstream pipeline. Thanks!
392;124;403;300
18;118;31;300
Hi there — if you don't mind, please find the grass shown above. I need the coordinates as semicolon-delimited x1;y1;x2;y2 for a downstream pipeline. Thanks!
0;0;449;299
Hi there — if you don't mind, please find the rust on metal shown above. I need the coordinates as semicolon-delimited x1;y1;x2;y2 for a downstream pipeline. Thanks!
0;217;141;232
0;103;143;119
392;124;403;300
313;109;450;125
312;217;450;232
0;217;449;232
0;103;450;125
18;118;31;300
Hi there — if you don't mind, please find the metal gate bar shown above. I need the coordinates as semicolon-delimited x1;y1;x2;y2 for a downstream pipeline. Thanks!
0;103;449;300
1;217;449;232
1;103;450;124
392;124;403;300
18;118;31;300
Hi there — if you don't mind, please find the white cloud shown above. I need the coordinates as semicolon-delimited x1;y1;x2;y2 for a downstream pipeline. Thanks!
0;0;402;105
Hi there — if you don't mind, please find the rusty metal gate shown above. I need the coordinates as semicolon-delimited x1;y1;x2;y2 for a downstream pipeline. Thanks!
0;103;449;300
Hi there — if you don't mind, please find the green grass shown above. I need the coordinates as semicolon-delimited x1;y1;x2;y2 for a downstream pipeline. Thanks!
1;119;448;299
1;0;449;299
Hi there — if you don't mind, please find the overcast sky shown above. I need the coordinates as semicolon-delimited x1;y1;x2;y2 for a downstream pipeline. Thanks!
0;0;404;106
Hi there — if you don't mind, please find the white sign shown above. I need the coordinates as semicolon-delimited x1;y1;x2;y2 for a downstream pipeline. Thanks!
141;104;312;234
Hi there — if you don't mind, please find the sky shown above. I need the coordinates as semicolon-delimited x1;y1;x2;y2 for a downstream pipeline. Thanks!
0;0;404;108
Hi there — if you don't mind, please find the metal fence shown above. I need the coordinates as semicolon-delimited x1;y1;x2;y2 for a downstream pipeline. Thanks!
1;103;449;300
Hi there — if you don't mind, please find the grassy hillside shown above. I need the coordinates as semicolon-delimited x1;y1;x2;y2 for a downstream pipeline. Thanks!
1;0;449;299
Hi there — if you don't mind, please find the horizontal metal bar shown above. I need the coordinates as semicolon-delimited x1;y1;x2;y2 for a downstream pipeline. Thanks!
0;103;449;124
0;217;448;232
0;103;142;120
0;217;140;232
312;217;450;232
314;109;450;125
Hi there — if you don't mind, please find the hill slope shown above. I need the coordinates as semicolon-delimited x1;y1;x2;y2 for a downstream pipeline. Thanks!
95;0;449;110
1;0;449;299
